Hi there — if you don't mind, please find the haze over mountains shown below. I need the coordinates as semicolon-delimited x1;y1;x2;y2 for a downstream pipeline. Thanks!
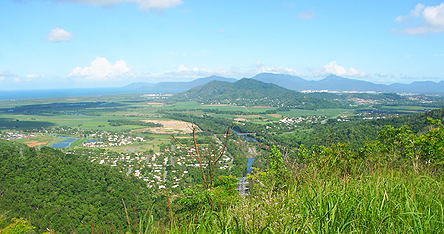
124;73;444;94
124;76;237;90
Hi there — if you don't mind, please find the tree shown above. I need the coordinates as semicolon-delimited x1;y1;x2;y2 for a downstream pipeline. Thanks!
171;124;233;190
0;217;35;234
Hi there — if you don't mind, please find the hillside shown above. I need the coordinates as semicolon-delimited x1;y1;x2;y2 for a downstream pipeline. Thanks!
0;141;155;233
173;78;340;109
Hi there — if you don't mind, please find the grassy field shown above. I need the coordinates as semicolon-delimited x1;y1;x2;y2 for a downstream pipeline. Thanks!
1;96;433;133
278;108;355;118
0;94;439;154
379;105;438;112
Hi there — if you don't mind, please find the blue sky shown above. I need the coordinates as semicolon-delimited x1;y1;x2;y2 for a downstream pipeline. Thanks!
1;0;444;89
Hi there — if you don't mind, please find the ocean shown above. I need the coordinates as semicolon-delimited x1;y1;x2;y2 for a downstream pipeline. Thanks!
0;88;183;101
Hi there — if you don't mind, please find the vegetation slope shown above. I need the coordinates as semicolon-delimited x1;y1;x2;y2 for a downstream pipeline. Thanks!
0;141;155;233
173;78;340;109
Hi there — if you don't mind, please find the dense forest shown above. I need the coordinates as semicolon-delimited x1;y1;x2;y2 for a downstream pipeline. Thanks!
0;141;158;233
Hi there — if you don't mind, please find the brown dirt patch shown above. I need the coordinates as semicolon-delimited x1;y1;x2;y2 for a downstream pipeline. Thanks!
140;120;198;134
24;140;49;147
268;114;282;118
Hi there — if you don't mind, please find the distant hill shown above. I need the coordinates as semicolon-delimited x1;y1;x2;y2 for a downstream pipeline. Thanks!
250;73;312;90
307;75;390;92
125;75;237;90
124;73;444;94
173;78;339;109
388;80;444;93
123;82;155;89
251;73;444;93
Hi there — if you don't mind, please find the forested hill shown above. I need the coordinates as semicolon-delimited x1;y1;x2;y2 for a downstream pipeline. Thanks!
173;78;340;109
0;141;155;233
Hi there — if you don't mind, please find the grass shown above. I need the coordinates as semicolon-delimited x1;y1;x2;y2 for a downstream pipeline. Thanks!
136;165;444;234
7;163;443;233
379;105;438;112
279;108;354;119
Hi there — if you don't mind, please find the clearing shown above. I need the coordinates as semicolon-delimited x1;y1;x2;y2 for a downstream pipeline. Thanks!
140;120;197;134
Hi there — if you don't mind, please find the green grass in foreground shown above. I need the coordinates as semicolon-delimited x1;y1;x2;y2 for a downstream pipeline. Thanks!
136;122;444;233
131;167;444;234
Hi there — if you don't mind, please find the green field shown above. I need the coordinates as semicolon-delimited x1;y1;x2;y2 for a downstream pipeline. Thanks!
1;94;440;154
378;105;437;112
278;108;354;118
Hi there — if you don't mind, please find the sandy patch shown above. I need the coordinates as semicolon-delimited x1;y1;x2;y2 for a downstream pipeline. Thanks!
140;120;198;134
24;140;49;147
268;114;282;118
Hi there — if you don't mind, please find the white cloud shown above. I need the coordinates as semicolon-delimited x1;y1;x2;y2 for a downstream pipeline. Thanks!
0;70;22;83
253;62;304;77
26;74;46;81
400;74;415;79
0;70;19;82
377;77;397;83
395;3;424;22
0;70;14;77
53;0;183;12
129;62;305;83
312;61;368;78
298;9;315;20
375;73;387;77
69;57;131;81
26;74;44;78
393;3;444;35
46;28;73;42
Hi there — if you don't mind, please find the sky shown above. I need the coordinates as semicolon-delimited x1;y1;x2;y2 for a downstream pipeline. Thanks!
1;0;444;90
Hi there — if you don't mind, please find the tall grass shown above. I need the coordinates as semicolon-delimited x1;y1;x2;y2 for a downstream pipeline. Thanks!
146;165;444;234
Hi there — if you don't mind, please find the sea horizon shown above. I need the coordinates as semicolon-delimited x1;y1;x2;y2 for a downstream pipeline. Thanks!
0;87;184;101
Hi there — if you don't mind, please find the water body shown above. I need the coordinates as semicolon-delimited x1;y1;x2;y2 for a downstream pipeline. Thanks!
245;158;255;176
232;129;258;142
0;88;183;101
51;138;78;148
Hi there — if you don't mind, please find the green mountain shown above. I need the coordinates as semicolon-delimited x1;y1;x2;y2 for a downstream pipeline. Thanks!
174;78;340;109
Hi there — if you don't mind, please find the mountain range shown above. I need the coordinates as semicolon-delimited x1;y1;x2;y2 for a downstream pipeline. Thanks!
124;73;444;94
124;75;237;90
